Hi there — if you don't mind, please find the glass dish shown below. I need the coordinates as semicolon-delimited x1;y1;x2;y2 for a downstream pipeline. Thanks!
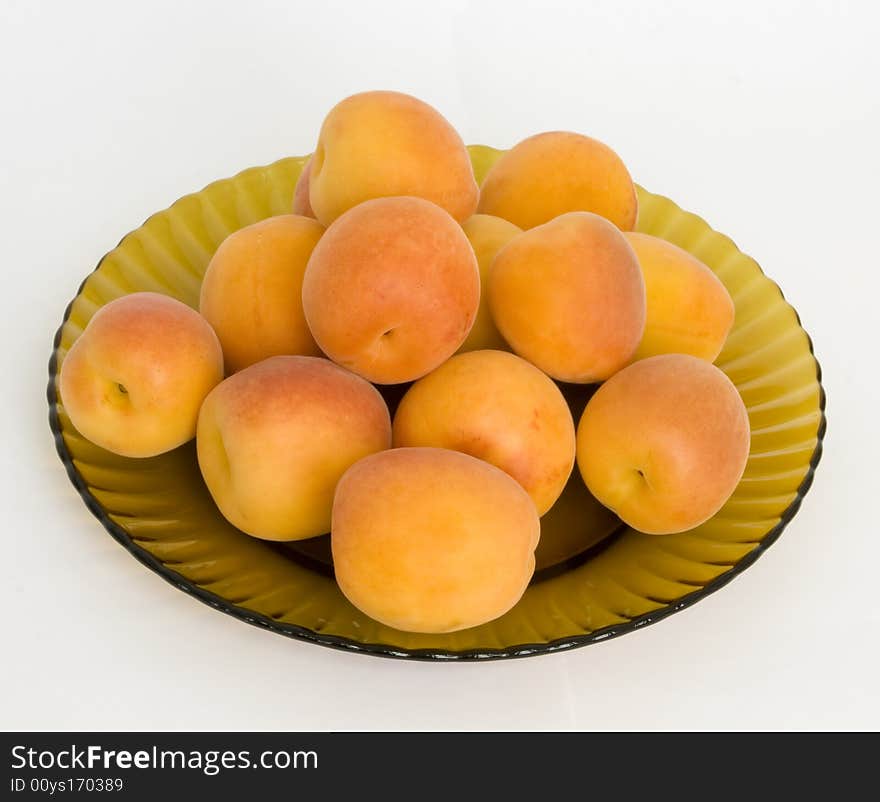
47;147;826;660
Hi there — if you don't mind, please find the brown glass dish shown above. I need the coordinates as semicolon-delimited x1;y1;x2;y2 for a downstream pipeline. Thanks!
48;147;825;660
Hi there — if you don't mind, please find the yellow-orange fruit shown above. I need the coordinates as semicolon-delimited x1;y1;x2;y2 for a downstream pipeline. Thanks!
331;447;540;633
59;292;223;458
534;472;622;571
478;131;638;230
291;158;316;218
576;354;750;535
302;196;480;384
199;215;324;373
457;214;521;353
309;90;478;225
488;212;645;383
196;356;391;541
392;350;574;514
624;232;735;362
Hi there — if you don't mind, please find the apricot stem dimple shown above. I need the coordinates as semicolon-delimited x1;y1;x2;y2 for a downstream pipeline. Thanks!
103;379;131;408
215;429;231;478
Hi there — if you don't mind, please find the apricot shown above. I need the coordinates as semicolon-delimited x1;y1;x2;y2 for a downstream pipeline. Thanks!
392;350;574;514
199;215;324;373
624;232;735;363
576;354;750;535
331;447;539;633
308;91;478;225
291;158;315;218
196;356;391;541
534;472;623;571
59;292;223;458
477;131;638;230
457;214;521;353
488;212;645;383
302;196;480;384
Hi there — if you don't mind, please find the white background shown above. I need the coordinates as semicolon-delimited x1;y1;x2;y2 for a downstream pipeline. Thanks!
2;0;878;731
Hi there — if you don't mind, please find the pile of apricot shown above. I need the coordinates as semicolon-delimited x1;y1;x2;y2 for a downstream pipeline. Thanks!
60;91;748;634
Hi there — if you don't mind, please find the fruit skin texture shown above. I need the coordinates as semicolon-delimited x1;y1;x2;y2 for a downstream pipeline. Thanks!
308;90;479;226
291;158;316;218
392;350;575;515
331;447;540;633
196;356;391;541
456;214;521;353
625;232;735;363
576;354;750;535
477;131;638;230
302;196;480;384
59;292;223;458
488;211;646;383
199;215;324;373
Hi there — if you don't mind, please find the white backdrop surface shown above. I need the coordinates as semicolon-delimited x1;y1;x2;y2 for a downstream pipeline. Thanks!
1;0;877;731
